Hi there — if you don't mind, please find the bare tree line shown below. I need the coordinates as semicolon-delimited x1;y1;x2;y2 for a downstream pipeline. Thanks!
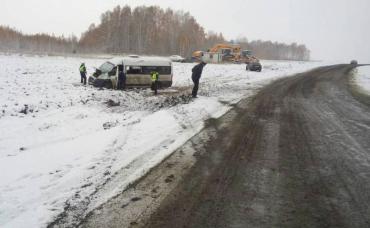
79;5;216;57
235;37;310;61
0;26;78;54
0;5;310;61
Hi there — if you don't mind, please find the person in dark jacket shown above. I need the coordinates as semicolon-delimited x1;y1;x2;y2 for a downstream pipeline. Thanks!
117;65;126;90
191;61;207;98
79;63;87;85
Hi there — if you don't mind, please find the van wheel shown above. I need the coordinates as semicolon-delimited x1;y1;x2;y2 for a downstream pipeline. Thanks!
104;81;113;89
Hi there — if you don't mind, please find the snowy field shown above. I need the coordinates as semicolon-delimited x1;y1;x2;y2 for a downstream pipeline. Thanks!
0;53;329;227
354;66;370;95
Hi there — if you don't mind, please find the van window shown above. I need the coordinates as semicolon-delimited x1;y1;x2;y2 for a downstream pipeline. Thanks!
93;69;102;77
141;66;171;74
108;66;117;76
126;66;171;75
127;66;142;74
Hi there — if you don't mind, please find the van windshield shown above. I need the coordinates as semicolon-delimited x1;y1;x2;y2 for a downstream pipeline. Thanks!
99;62;115;73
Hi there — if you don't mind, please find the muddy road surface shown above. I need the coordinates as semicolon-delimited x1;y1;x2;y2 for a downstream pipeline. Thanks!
79;65;370;228
143;65;370;228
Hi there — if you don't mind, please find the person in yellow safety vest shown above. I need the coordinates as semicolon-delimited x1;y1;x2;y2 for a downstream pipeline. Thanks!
79;63;87;85
150;71;159;95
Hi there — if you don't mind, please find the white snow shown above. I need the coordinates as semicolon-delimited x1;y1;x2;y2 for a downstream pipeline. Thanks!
355;66;370;95
0;53;330;227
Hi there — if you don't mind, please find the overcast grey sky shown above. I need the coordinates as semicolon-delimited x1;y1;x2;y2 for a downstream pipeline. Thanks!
2;0;370;62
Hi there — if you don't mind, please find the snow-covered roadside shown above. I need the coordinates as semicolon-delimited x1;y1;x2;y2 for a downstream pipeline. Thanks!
0;54;330;227
354;66;370;95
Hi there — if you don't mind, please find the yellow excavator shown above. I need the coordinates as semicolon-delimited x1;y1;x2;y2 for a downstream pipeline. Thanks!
192;50;204;60
192;44;260;63
192;44;242;62
209;44;241;62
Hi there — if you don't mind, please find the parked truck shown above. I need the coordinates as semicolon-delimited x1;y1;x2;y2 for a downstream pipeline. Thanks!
241;50;262;72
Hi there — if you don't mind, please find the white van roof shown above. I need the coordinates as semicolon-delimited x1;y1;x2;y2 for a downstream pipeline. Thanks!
111;56;172;67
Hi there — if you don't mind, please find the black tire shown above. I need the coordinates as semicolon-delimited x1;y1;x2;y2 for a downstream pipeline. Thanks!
104;80;113;89
93;79;105;88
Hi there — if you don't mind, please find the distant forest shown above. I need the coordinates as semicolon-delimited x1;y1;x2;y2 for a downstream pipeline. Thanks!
0;5;310;61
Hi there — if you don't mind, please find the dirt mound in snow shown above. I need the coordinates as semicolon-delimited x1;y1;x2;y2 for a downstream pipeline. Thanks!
103;89;194;112
105;99;120;107
155;94;193;109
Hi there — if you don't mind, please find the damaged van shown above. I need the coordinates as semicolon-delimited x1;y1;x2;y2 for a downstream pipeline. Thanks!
88;56;173;89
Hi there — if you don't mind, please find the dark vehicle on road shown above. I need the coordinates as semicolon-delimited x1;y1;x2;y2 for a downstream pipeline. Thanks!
246;61;262;72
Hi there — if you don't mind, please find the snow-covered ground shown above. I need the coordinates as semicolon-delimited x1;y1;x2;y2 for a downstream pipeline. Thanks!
0;53;329;227
354;66;370;95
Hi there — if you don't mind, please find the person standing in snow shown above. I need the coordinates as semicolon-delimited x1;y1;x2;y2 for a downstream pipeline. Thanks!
117;64;126;90
150;71;159;95
79;63;87;85
191;61;207;98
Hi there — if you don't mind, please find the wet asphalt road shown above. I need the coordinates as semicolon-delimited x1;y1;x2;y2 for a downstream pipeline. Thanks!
143;65;370;228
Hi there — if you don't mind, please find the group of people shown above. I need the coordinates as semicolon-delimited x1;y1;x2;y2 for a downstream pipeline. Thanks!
79;61;207;97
